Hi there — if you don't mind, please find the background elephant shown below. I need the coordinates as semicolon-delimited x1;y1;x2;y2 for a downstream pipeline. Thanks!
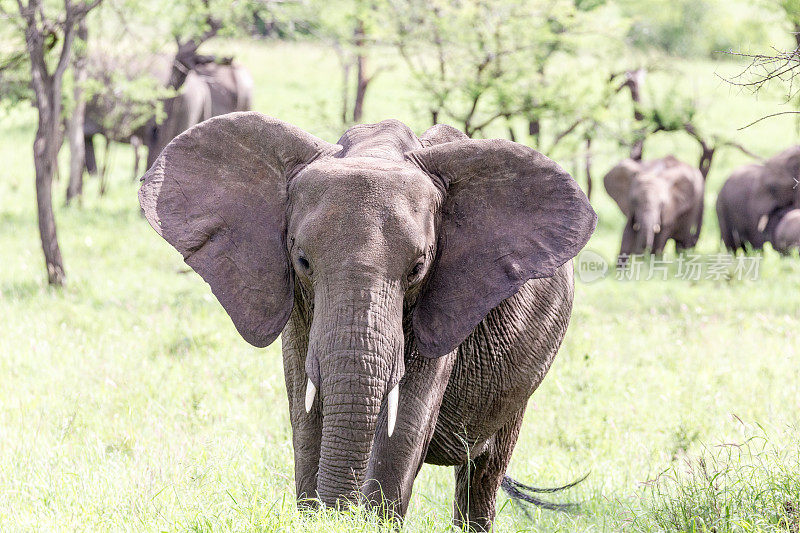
604;156;704;263
716;166;768;252
138;113;596;531
143;61;253;169
771;208;800;254
716;146;800;252
752;145;800;216
83;56;253;180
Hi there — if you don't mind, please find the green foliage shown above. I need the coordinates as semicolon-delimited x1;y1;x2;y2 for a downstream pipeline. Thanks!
385;0;630;149
776;0;800;26
620;0;776;58
81;54;175;140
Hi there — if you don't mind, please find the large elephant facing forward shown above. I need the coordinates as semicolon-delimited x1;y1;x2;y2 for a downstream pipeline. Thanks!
604;156;704;263
139;113;596;531
716;146;800;252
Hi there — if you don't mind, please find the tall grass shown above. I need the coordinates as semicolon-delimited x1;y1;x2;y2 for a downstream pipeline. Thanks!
625;425;800;532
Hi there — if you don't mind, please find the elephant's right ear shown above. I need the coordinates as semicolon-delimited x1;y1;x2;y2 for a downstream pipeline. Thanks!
139;112;340;348
603;158;641;216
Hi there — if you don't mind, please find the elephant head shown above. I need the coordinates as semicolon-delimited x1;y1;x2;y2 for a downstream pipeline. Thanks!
139;113;596;506
604;157;699;259
752;146;800;231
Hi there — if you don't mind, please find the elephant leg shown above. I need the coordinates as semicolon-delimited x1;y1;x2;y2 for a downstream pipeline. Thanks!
617;220;635;268
652;227;670;255
719;217;735;251
282;311;322;507
453;407;525;532
84;134;97;175
362;351;456;521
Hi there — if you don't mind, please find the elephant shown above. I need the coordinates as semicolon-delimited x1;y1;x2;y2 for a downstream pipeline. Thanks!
143;61;254;169
716;146;800;252
771;208;800;254
83;57;253;181
604;156;704;264
138;113;596;531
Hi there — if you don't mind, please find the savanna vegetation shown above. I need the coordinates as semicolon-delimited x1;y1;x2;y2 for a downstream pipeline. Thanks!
1;0;799;531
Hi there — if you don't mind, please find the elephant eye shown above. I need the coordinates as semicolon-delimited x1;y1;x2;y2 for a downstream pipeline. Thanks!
296;249;312;274
407;258;426;284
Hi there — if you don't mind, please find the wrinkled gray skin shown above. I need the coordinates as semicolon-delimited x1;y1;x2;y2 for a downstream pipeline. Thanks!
84;60;253;178
716;146;800;252
604;156;704;264
138;113;596;531
772;208;800;254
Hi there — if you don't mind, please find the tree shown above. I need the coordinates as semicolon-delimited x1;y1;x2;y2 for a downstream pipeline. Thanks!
387;0;624;148
4;0;102;285
268;0;387;124
632;80;759;179
65;19;87;204
721;1;800;126
774;0;800;48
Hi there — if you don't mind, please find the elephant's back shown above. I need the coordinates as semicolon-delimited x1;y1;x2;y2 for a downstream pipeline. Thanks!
425;262;574;466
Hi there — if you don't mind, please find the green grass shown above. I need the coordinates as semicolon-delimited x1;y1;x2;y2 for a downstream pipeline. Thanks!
1;40;799;531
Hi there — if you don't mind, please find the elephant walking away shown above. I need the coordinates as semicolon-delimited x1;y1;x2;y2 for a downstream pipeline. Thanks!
604;156;704;265
139;113;596;531
716;145;800;252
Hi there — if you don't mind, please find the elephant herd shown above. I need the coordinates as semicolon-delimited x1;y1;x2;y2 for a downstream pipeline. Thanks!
604;147;800;262
83;54;253;181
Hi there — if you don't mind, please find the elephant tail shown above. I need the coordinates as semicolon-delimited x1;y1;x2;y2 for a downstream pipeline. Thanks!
500;473;588;512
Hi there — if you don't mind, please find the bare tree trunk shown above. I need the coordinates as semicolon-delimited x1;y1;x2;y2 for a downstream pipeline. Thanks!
699;147;714;180
99;135;111;195
66;21;88;205
794;23;800;49
622;69;646;161
585;136;593;200
18;0;103;285
341;59;351;124
34;88;66;285
352;19;368;123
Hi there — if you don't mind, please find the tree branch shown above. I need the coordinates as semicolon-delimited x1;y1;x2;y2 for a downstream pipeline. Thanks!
737;111;800;130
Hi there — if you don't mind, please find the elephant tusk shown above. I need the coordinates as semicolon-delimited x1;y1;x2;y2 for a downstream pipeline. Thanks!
305;378;316;413
387;383;399;438
758;215;769;233
653;223;661;234
633;222;641;231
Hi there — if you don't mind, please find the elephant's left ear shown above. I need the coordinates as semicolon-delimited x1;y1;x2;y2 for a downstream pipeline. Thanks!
406;139;597;358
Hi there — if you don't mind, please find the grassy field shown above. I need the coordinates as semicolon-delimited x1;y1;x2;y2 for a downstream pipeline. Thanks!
1;40;799;532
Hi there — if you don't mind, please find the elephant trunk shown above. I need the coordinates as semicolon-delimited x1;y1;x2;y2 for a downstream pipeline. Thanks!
632;208;660;254
307;279;405;507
